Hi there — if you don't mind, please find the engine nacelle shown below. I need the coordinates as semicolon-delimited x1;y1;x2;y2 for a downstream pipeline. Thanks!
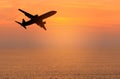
43;21;46;24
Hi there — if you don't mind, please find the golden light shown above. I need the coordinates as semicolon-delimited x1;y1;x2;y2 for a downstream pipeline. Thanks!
49;16;72;26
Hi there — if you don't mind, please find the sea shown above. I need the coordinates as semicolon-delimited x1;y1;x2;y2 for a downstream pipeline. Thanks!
0;49;120;79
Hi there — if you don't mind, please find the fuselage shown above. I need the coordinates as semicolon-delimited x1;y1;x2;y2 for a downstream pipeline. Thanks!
23;11;57;26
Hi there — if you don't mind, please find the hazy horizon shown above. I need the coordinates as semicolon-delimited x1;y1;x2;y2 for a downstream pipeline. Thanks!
0;0;120;78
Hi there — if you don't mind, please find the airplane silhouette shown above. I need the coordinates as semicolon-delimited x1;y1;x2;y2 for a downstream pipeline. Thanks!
15;9;57;30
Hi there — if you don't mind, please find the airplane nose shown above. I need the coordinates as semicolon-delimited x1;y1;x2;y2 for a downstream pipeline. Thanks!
54;11;57;13
55;11;57;13
53;11;57;14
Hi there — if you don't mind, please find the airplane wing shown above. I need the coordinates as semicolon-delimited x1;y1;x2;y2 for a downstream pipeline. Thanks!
18;9;34;19
36;22;47;30
42;24;47;30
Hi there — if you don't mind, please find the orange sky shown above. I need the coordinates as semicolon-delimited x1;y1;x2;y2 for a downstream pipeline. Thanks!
0;0;120;50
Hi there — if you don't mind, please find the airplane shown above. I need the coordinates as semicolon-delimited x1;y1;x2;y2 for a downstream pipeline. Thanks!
15;9;57;30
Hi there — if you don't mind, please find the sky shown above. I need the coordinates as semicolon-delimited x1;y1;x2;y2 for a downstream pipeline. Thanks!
0;0;120;50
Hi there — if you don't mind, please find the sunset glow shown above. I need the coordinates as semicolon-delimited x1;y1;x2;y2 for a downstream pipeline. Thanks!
0;0;120;50
0;1;120;79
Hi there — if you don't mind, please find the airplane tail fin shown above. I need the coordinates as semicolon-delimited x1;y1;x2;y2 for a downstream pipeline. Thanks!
15;20;26;29
22;19;25;24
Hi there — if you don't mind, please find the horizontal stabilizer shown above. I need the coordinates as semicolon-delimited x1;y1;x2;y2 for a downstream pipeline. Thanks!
15;21;26;29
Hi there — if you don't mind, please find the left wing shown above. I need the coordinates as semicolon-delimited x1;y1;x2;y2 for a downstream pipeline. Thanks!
18;9;34;19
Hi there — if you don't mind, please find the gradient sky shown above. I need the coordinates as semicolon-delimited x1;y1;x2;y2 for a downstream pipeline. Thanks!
0;0;120;50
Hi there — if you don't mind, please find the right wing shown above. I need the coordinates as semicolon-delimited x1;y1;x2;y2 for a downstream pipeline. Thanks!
18;9;34;19
36;21;47;30
42;24;47;30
